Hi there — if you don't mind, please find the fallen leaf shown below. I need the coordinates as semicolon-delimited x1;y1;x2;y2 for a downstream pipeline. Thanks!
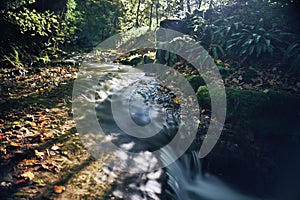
19;127;30;134
12;121;21;125
38;121;47;128
49;150;56;156
34;150;45;159
10;142;21;147
27;121;37;127
18;159;36;167
40;137;45;143
54;158;64;162
15;179;27;184
232;78;239;83
72;73;77;79
215;59;222;64
34;179;44;185
172;97;180;104
51;145;60;151
268;79;275;85
43;132;54;139
20;171;34;180
54;185;65;194
15;191;35;197
0;147;7;154
41;163;50;170
263;89;270;93
3;154;13;160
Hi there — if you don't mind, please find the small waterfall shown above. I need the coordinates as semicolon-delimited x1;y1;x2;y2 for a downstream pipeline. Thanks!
161;147;262;200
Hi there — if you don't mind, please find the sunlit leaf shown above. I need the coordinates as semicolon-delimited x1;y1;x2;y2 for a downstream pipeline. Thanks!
18;159;36;167
54;185;65;194
34;179;44;185
12;121;21;125
0;147;7;154
215;59;222;64
34;150;45;158
51;145;60;151
268;79;275;85
21;171;35;180
173;97;180;104
10;142;21;147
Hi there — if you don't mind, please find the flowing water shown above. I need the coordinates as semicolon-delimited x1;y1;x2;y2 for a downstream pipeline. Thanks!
73;62;273;200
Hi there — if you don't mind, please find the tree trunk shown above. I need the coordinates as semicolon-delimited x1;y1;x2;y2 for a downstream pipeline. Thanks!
209;0;213;9
179;0;184;12
135;0;141;27
156;0;159;26
149;2;154;29
187;0;191;13
198;0;202;9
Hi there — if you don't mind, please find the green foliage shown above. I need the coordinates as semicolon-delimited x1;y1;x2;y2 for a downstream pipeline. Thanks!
186;1;300;72
0;0;68;67
281;42;300;73
1;0;297;74
226;18;284;59
7;8;61;37
63;0;83;36
189;14;239;59
69;0;121;47
3;0;36;10
3;45;24;68
209;44;224;59
119;0;182;30
189;11;284;60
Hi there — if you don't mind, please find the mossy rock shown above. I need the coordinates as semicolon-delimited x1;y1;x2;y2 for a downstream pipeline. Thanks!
196;86;300;136
119;53;155;66
119;54;143;66
186;75;205;91
142;55;155;64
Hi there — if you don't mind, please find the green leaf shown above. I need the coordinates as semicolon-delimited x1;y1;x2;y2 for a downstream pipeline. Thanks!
256;45;262;57
268;46;274;56
226;43;235;50
265;39;271;47
286;43;300;54
241;28;251;33
213;47;218;58
248;39;254;45
240;48;247;56
232;33;243;37
217;45;225;55
165;51;170;61
249;45;255;55
254;34;261;43
233;22;239;30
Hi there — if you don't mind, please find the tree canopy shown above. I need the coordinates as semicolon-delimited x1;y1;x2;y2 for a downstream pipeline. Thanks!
0;0;299;72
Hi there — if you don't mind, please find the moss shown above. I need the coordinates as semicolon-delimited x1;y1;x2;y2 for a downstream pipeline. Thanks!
119;54;143;66
196;86;300;135
196;86;211;108
186;75;205;91
225;88;268;120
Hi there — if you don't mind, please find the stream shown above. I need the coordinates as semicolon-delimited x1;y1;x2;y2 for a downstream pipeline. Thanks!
72;62;276;200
